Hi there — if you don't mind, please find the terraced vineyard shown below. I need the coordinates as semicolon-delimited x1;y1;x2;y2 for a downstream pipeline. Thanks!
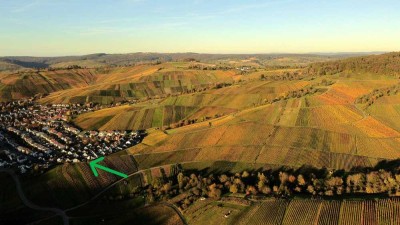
240;200;288;225
201;198;400;225
38;63;239;104
128;119;397;170
0;69;98;101
318;201;341;225
73;74;313;131
120;63;400;171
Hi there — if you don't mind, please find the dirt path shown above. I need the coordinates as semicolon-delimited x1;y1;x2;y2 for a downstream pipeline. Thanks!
354;103;369;121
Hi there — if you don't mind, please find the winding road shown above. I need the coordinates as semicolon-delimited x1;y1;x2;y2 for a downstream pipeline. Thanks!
0;169;69;225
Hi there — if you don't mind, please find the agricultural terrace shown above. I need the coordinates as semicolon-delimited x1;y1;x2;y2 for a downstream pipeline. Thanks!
122;71;400;171
39;62;242;104
222;198;400;225
73;78;311;131
0;69;98;102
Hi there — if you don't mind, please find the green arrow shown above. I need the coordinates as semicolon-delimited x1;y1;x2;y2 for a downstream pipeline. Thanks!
89;157;128;179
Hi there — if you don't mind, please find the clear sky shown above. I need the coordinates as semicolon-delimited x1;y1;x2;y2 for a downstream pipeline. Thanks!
1;0;400;56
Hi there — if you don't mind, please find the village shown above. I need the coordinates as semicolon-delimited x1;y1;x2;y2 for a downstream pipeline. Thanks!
0;99;145;174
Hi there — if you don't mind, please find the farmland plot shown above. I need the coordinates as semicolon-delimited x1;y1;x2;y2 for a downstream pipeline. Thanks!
282;199;322;225
317;200;341;225
339;201;364;225
242;199;288;225
354;117;400;138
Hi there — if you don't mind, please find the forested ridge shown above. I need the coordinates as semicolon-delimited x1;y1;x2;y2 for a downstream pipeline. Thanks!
306;52;400;76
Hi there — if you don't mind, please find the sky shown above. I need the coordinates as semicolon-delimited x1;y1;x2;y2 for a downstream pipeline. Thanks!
0;0;400;56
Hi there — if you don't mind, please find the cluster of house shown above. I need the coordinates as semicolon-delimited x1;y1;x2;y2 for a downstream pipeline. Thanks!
0;99;145;174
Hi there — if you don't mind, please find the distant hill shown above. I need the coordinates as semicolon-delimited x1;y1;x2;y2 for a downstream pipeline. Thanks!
0;52;366;71
0;69;98;101
0;61;23;72
38;62;239;105
306;52;400;76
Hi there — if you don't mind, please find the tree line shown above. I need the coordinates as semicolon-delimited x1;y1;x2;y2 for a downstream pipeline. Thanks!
356;83;400;106
105;159;400;211
305;52;400;77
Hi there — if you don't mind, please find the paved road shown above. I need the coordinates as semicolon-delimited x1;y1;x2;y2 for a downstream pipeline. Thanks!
0;169;69;225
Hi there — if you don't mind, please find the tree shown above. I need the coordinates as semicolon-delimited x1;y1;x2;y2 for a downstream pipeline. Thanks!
273;185;279;194
219;174;229;183
288;175;296;183
307;185;315;195
297;174;306;186
261;186;272;195
191;187;201;196
208;183;222;199
162;183;172;194
184;198;191;206
177;172;185;189
152;177;162;189
234;178;245;193
230;184;238;194
279;172;289;183
247;186;258;195
258;180;265;190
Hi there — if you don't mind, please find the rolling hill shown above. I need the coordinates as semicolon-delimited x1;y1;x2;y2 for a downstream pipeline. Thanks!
68;53;400;172
2;52;400;225
0;52;363;72
0;52;375;102
0;69;99;101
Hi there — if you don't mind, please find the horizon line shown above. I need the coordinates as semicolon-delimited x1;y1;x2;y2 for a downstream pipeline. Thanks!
0;51;390;58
